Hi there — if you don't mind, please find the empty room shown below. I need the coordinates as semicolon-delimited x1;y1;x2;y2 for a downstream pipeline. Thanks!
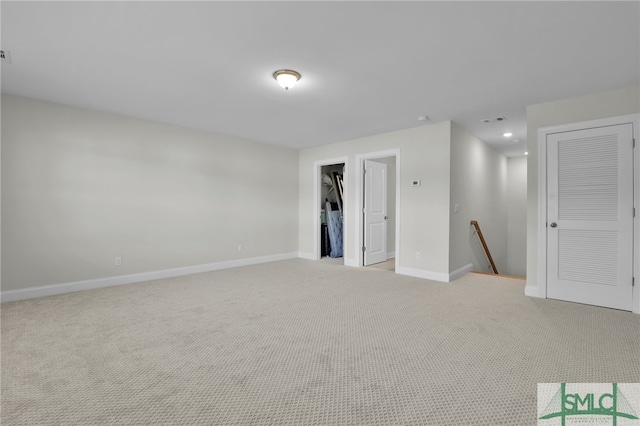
2;2;639;425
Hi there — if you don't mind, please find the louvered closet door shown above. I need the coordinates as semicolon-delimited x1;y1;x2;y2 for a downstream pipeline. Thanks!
547;124;634;311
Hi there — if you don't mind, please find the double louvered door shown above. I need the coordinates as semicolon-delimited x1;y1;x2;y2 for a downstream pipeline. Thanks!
547;124;634;310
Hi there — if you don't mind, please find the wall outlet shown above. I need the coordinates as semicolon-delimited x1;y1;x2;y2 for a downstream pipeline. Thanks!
454;204;461;213
411;179;421;187
115;256;122;266
415;252;421;261
237;244;243;252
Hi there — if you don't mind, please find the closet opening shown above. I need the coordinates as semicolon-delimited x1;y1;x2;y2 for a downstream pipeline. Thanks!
319;163;345;263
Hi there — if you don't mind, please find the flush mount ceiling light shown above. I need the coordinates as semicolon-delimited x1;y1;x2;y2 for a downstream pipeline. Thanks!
273;69;301;90
503;132;513;138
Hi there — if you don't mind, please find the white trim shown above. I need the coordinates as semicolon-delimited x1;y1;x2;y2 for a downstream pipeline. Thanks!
635;116;640;315
344;258;359;267
354;149;401;272
536;125;548;300
396;266;449;283
449;263;473;281
1;252;298;303
536;113;640;314
298;251;316;260
524;285;539;298
314;157;348;262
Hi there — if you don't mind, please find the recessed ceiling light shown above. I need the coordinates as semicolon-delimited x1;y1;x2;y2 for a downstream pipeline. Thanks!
273;69;301;90
418;116;429;121
503;132;513;138
524;151;529;155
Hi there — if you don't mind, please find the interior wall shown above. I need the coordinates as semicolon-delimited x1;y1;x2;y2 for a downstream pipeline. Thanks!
299;123;452;279
506;156;527;277
449;123;508;274
1;94;300;291
525;84;640;296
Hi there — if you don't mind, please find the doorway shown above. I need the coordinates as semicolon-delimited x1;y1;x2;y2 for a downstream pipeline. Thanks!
315;160;347;263
356;151;399;271
538;115;638;312
363;159;388;266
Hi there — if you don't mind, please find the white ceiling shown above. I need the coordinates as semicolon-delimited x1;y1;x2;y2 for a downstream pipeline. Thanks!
2;2;638;157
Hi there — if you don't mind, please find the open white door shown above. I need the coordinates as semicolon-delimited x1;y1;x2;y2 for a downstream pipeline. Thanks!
547;124;634;311
364;160;387;266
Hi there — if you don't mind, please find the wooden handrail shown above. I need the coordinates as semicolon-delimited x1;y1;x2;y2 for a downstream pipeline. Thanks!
470;220;499;274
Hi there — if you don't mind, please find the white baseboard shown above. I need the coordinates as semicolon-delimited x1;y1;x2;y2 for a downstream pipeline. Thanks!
1;252;299;303
297;251;357;267
524;284;541;298
449;263;473;281
344;258;359;267
396;264;472;283
396;266;449;283
297;251;316;261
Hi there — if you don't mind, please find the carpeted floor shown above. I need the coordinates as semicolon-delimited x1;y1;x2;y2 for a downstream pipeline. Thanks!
1;259;639;425
367;258;395;272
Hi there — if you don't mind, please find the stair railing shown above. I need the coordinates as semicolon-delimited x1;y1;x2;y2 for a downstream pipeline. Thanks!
470;220;499;274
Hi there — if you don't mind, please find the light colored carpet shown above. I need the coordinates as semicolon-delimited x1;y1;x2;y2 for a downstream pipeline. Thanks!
1;259;639;425
367;258;395;272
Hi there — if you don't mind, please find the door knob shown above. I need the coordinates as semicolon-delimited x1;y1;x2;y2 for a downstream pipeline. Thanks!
550;222;557;228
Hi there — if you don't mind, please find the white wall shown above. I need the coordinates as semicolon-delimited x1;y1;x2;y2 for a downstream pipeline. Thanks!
1;94;300;292
299;123;452;280
526;85;640;297
506;156;527;277
449;123;508;274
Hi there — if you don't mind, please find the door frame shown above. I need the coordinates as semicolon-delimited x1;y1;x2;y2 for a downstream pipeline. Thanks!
355;150;401;270
536;113;639;314
314;157;348;261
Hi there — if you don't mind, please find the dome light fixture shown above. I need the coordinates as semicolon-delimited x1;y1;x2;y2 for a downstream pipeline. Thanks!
273;69;301;90
503;132;513;138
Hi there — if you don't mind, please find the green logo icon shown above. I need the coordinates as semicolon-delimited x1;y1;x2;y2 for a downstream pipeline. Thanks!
539;383;639;425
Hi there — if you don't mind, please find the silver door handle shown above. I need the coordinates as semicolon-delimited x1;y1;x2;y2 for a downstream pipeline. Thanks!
550;222;557;228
